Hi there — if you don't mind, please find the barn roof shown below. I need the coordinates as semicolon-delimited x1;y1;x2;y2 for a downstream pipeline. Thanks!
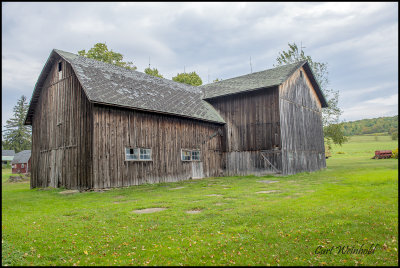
201;61;328;107
2;150;15;156
12;150;31;164
25;49;225;125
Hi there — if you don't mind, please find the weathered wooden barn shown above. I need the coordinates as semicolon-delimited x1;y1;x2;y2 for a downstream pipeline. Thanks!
25;49;327;189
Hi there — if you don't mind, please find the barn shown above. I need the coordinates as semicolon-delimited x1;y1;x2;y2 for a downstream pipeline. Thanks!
25;49;327;189
12;150;31;174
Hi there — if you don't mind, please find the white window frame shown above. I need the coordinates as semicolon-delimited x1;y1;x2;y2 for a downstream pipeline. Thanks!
125;147;152;161
21;163;24;168
181;149;201;162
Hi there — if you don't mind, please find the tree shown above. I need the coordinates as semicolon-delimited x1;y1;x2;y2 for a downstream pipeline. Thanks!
144;67;163;78
2;95;32;153
391;131;398;140
213;78;222;82
172;71;202;86
275;42;347;147
78;43;137;70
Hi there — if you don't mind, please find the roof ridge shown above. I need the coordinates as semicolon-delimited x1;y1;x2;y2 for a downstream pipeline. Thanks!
54;49;202;94
201;60;306;87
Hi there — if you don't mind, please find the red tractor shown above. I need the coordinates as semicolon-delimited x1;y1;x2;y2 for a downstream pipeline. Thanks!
372;150;393;159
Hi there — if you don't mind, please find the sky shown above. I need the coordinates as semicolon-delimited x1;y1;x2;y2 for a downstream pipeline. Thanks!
2;2;398;128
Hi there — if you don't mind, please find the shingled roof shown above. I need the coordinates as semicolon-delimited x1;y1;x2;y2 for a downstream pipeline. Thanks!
201;61;328;107
2;150;15;156
12;150;31;164
25;49;225;125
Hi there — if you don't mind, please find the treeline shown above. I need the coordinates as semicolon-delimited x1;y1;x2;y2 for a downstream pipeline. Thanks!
342;115;398;136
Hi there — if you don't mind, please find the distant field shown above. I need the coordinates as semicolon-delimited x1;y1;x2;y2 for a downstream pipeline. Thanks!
2;135;398;266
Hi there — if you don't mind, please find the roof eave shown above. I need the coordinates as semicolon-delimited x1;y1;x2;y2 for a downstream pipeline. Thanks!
91;100;226;125
24;49;60;125
202;84;280;101
301;61;329;108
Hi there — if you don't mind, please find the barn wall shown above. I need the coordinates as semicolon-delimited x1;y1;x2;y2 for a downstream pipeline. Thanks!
91;105;224;188
207;88;282;175
279;66;326;175
31;58;93;189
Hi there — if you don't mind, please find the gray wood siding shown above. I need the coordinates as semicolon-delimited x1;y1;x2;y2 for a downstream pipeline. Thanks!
91;105;224;188
279;67;326;174
30;59;93;189
207;88;282;175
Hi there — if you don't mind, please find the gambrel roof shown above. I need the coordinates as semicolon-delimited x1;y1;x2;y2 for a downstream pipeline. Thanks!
201;60;328;107
25;49;225;125
12;150;31;164
25;49;328;126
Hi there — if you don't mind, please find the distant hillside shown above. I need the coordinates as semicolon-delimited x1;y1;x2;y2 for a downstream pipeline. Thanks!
342;115;398;136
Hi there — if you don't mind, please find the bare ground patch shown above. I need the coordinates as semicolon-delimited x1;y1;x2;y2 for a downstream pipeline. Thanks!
186;209;202;214
133;208;167;214
257;180;279;184
256;190;281;194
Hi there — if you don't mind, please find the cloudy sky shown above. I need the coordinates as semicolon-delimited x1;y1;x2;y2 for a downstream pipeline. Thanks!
2;2;398;127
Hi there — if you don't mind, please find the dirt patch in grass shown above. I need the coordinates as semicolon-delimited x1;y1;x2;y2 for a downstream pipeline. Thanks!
256;190;281;194
186;209;202;214
113;200;137;204
214;203;227;206
133;208;167;214
59;190;79;195
8;175;29;183
257;180;279;184
170;187;185;190
205;194;223;197
113;195;126;199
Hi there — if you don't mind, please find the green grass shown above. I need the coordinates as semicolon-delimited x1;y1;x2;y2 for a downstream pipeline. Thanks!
2;135;398;266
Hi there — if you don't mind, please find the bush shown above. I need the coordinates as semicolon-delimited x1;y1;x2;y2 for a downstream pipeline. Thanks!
391;131;398;140
392;149;398;159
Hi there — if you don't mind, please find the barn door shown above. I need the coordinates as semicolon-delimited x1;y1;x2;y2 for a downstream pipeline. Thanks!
191;162;204;179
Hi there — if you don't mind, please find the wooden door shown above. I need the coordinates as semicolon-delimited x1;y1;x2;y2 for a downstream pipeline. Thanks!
192;162;204;179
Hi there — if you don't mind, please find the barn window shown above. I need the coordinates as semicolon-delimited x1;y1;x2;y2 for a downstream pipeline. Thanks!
181;149;201;161
21;163;24;168
299;70;303;78
125;147;152;161
181;150;191;161
58;61;62;80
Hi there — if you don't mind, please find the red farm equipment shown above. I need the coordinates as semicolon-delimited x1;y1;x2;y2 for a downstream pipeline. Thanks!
372;150;393;159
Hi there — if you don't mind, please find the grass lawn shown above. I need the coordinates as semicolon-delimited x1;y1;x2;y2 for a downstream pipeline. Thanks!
2;135;398;266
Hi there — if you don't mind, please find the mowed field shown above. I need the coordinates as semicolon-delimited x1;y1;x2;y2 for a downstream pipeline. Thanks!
2;135;398;266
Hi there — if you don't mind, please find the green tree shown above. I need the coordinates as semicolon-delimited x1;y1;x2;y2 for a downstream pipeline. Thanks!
391;131;398;140
323;123;348;150
2;95;32;153
213;78;222;82
78;43;137;70
144;67;163;78
172;71;202;86
275;42;347;146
